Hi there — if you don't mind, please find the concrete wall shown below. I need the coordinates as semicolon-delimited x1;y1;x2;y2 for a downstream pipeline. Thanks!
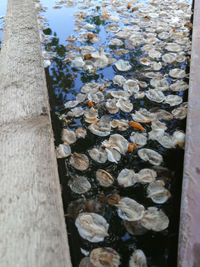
178;0;200;266
0;0;72;266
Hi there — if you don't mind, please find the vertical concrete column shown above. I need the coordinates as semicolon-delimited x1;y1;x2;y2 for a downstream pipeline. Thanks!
0;0;72;266
178;0;200;266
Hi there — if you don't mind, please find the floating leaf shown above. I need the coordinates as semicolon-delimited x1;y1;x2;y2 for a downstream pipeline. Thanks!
56;144;71;158
117;169;138;187
172;106;187;120
81;82;100;94
129;121;145;131
75;213;109;242
61;129;76;144
137;168;157;184
138;149;163;166
68;175;91;194
173;130;185;148
69;153;89;171
155;109;173;121
84;107;99;123
90;247;120;267
131;109;156;123
124;221;147;236
76;128;87;139
123;79;140;94
89;116;111;136
130;132;147;147
96;169;114;187
147;180;171;204
109;38;123;45
110;91;130;100
169;68;186;78
164;95;183;106
145;89;165;103
129;250;147;267
111;119;129;131
105;99;119;114
115;59;132;71
116;99;133;113
67;107;84;117
165;43;182;52
79;257;94;267
88;147;108;163
113;75;126;86
109;134;129;155
141;207;169;232
162;53;177;63
116;197;145;221
170;80;188;91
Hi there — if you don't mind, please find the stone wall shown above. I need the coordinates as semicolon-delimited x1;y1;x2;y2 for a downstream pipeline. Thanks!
0;0;72;266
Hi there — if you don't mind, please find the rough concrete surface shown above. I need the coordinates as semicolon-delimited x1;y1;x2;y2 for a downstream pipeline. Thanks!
0;0;72;266
178;0;200;266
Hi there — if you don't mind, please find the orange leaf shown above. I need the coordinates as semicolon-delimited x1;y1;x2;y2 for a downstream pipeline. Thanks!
109;141;115;148
87;33;96;39
184;22;193;29
141;58;148;63
74;152;81;158
102;13;110;19
99;86;105;91
150;1;157;5
87;101;95;107
128;143;137;152
129;121;145;131
84;54;92;60
132;7;138;11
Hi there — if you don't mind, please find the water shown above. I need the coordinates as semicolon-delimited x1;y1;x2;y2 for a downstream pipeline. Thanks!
38;0;192;266
0;0;7;49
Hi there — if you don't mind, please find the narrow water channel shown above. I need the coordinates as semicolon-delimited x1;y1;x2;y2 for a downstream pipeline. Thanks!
36;0;192;266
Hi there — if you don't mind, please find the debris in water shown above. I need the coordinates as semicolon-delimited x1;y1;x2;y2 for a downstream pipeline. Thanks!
75;212;109;242
129;249;147;267
141;207;169;232
68;174;91;194
96;169;114;187
90;247;120;267
69;153;89;171
138;149;163;166
116;197;145;221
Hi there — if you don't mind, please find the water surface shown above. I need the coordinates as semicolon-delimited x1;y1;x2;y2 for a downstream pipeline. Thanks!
38;0;191;266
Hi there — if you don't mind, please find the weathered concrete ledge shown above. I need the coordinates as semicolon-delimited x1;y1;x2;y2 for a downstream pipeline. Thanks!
0;0;72;266
178;0;200;266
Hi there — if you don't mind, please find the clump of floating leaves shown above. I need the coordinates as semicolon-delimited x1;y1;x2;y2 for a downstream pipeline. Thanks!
36;0;191;265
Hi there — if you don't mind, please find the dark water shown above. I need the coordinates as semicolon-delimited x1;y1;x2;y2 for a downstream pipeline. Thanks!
40;0;192;266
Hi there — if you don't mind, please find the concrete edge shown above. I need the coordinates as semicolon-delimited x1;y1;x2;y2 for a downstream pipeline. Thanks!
178;0;200;266
0;0;72;266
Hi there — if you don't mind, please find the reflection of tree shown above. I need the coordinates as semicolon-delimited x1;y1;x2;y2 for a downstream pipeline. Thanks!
86;15;105;27
44;28;74;108
85;10;106;35
80;72;99;83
